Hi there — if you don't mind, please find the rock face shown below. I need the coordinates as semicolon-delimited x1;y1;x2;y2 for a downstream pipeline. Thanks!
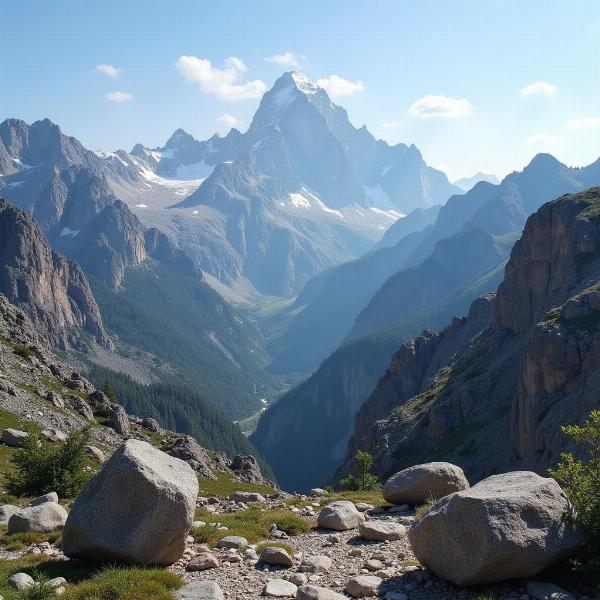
409;471;583;585
383;462;469;505
317;501;364;531
338;188;600;484
0;198;110;350
8;503;68;534
62;439;198;565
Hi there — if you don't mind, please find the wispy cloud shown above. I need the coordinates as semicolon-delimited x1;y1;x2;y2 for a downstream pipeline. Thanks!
96;64;122;78
265;52;305;68
526;133;558;145
409;95;472;119
105;91;133;103
565;116;600;130
176;55;266;101
217;113;241;132
520;81;557;96
316;75;363;97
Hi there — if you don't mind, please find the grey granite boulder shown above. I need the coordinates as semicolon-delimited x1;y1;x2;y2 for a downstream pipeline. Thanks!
62;439;198;565
8;502;68;533
317;501;364;531
175;581;224;600
383;462;469;506
409;471;583;585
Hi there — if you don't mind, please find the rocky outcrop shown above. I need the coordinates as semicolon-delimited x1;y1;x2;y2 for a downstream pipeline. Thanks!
63;439;198;565
0;198;110;350
339;188;600;483
408;471;583;585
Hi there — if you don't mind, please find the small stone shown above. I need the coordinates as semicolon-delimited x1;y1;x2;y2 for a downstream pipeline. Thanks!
47;577;66;589
526;582;575;600
296;585;347;600
345;575;382;598
263;579;298;597
41;429;67;443
300;555;333;573
359;520;406;541
288;573;308;586
309;488;328;497
186;552;219;571
85;445;106;463
260;546;294;567
175;581;224;600
348;548;363;557
364;559;383;571
217;535;248;549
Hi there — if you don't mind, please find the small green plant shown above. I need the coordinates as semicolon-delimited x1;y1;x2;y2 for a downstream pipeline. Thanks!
414;496;437;519
273;514;312;536
7;427;91;498
18;571;56;600
13;345;33;360
549;410;600;580
340;450;380;491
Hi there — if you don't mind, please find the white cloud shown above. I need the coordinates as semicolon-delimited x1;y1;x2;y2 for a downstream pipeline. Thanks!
96;64;122;78
409;95;472;119
176;55;266;101
565;117;600;130
105;91;133;103
265;52;304;68
217;114;241;131
316;75;364;97
520;81;557;96
526;133;558;145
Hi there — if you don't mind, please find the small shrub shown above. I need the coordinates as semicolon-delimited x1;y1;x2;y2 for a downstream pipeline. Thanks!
549;410;600;580
7;427;91;498
13;345;33;360
273;514;312;536
17;572;56;600
340;450;380;491
414;496;437;519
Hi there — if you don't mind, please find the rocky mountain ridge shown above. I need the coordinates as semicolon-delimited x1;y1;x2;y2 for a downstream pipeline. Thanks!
338;188;600;483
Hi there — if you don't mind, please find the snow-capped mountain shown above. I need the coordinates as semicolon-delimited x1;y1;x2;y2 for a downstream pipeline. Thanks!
0;72;459;297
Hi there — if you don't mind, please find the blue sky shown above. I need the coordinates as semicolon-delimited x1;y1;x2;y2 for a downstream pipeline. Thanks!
2;0;600;179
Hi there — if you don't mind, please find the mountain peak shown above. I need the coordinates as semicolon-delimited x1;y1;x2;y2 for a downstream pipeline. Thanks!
165;128;194;147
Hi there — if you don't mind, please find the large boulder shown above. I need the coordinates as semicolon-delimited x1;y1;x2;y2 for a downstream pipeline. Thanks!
383;462;469;505
2;428;29;447
408;471;583;585
317;501;364;531
31;492;59;506
8;503;68;533
0;504;19;524
62;439;198;565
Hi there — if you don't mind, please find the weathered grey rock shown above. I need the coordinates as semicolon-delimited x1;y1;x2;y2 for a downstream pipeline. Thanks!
168;435;215;479
359;520;406;541
31;492;59;506
8;503;68;533
409;471;583;585
46;391;64;408
260;546;294;567
216;535;247;549
47;577;66;589
175;581;224;600
296;586;348;600
345;576;382;598
309;488;328;497
0;504;19;524
2;428;29;447
67;396;94;421
141;417;161;433
186;552;219;571
317;501;364;531
111;405;130;436
299;555;333;573
383;462;469;505
88;390;111;406
263;579;298;597
41;428;67;442
62;439;198;565
85;445;106;463
8;572;34;590
526;582;575;600
288;573;308;586
355;502;374;512
229;491;266;503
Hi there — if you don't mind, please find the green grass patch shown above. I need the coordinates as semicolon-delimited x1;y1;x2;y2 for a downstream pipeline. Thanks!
191;506;313;547
318;490;387;507
13;345;33;361
256;541;293;556
0;526;62;551
197;472;274;498
0;555;183;600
